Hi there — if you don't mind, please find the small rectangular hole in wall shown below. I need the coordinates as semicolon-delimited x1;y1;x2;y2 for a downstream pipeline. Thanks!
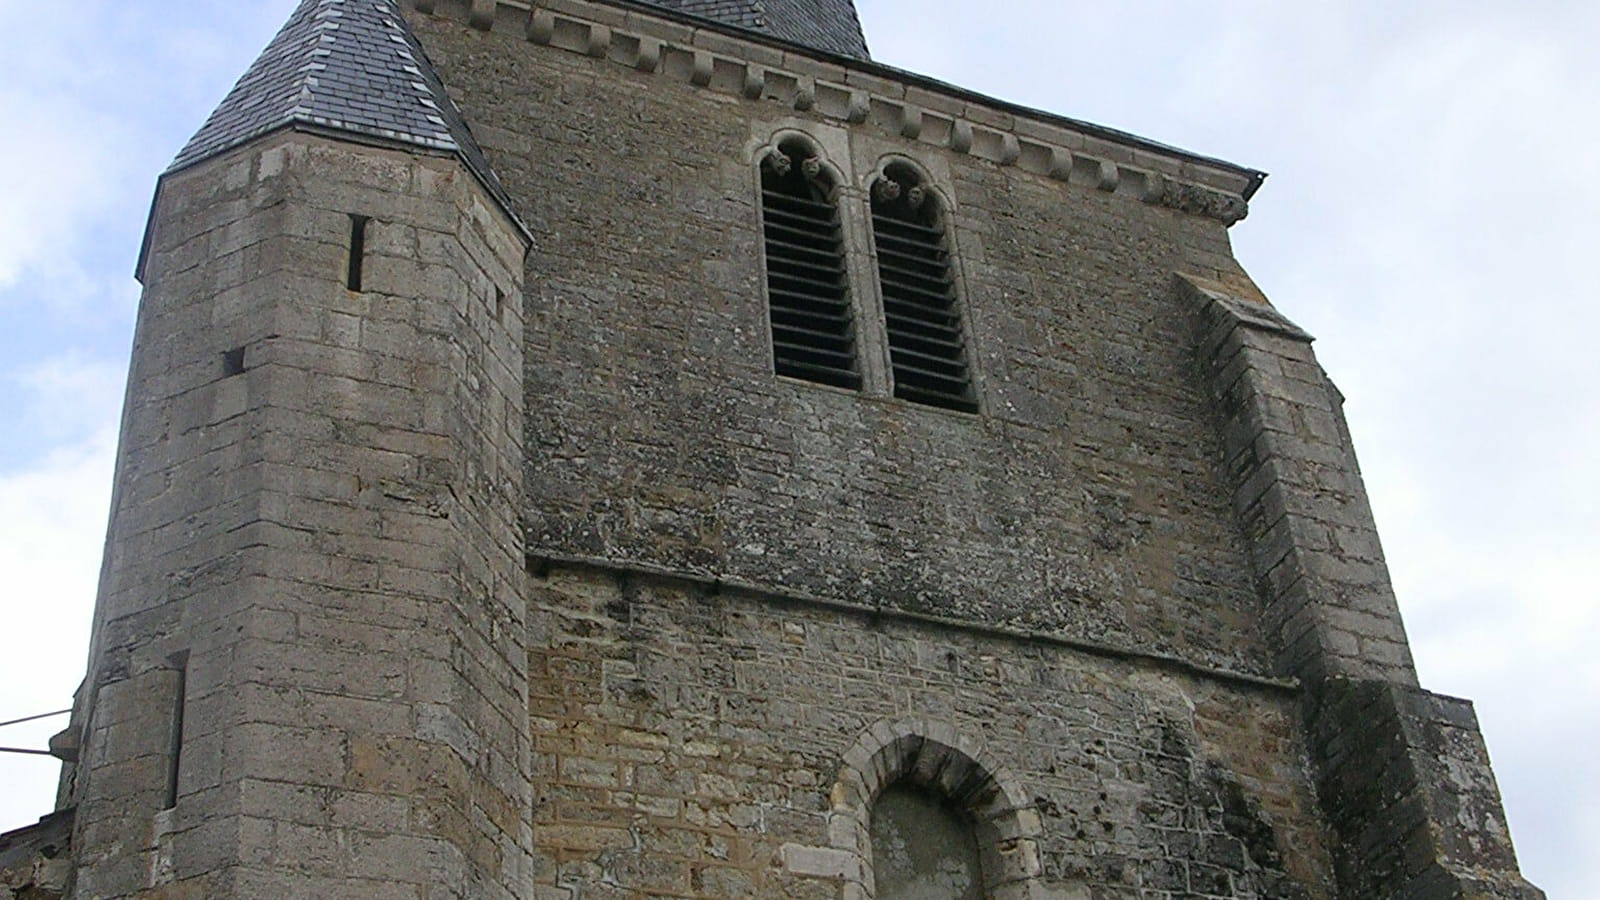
495;288;507;323
221;347;246;377
347;214;370;292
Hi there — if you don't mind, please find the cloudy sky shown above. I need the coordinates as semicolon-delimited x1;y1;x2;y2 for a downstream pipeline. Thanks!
0;0;1592;895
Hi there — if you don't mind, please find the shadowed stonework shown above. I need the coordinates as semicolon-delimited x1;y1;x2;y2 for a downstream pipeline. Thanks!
871;786;983;900
37;0;1541;897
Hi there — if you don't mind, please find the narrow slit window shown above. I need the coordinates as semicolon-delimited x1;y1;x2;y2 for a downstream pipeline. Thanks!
347;214;370;292
760;140;859;391
165;653;189;810
871;167;977;413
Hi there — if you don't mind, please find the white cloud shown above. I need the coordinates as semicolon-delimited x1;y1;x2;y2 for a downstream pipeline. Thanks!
0;424;111;831
0;94;121;296
8;355;129;449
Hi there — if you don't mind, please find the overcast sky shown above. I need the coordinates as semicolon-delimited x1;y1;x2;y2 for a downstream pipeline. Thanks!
0;0;1592;895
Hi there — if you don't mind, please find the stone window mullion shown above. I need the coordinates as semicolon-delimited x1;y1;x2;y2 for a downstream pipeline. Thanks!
837;182;893;398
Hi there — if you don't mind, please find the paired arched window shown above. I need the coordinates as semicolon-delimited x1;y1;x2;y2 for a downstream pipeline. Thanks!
759;139;860;390
870;164;977;413
758;144;977;413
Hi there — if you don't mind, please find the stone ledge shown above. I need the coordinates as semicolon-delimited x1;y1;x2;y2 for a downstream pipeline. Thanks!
523;549;1300;694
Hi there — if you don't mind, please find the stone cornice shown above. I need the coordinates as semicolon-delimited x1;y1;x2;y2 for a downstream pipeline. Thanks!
408;0;1259;225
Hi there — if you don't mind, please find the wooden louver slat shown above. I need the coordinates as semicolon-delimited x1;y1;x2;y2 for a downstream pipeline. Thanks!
760;158;859;391
871;178;977;413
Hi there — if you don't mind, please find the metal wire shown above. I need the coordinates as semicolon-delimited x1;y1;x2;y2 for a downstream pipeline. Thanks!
0;709;70;730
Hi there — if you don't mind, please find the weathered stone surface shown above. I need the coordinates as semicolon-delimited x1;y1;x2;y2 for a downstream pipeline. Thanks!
0;811;71;900
1307;679;1545;900
43;1;1540;897
412;8;1275;679
521;564;1338;898
63;131;531;897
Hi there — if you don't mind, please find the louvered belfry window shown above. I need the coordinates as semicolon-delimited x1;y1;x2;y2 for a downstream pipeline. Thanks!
760;141;860;390
871;166;977;413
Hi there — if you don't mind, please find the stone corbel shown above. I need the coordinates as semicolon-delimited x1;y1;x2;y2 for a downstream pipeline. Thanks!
690;50;714;87
527;8;555;44
899;107;923;141
1152;178;1250;225
1047;146;1072;181
635;36;662;72
950;120;974;155
1095;159;1119;192
468;0;495;30
742;65;766;100
997;133;1021;166
846;91;870;125
1140;170;1169;205
586;24;611;58
793;75;817;111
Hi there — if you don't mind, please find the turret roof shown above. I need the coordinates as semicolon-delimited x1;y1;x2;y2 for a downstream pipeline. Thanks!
170;0;518;227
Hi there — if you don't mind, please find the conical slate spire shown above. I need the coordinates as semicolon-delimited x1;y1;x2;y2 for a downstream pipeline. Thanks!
170;0;513;216
644;0;870;59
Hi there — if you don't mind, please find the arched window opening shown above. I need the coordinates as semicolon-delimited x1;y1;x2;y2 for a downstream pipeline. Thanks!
825;721;1044;899
760;139;860;390
870;782;984;900
870;164;976;413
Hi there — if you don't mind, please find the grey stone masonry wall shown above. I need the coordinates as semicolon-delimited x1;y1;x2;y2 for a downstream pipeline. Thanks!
408;6;1278;679
525;562;1340;899
65;131;531;898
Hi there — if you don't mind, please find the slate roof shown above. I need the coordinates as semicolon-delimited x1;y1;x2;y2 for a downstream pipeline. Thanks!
642;0;870;59
170;0;518;226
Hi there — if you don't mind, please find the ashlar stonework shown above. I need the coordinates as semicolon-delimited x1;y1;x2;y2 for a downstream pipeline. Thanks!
26;0;1540;897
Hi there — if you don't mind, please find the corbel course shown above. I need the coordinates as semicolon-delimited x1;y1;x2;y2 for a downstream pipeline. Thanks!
415;0;1252;224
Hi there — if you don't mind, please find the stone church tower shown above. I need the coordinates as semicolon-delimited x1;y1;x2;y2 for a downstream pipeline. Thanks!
4;0;1543;897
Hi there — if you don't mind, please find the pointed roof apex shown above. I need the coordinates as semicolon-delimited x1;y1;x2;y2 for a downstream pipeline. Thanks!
171;0;522;234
